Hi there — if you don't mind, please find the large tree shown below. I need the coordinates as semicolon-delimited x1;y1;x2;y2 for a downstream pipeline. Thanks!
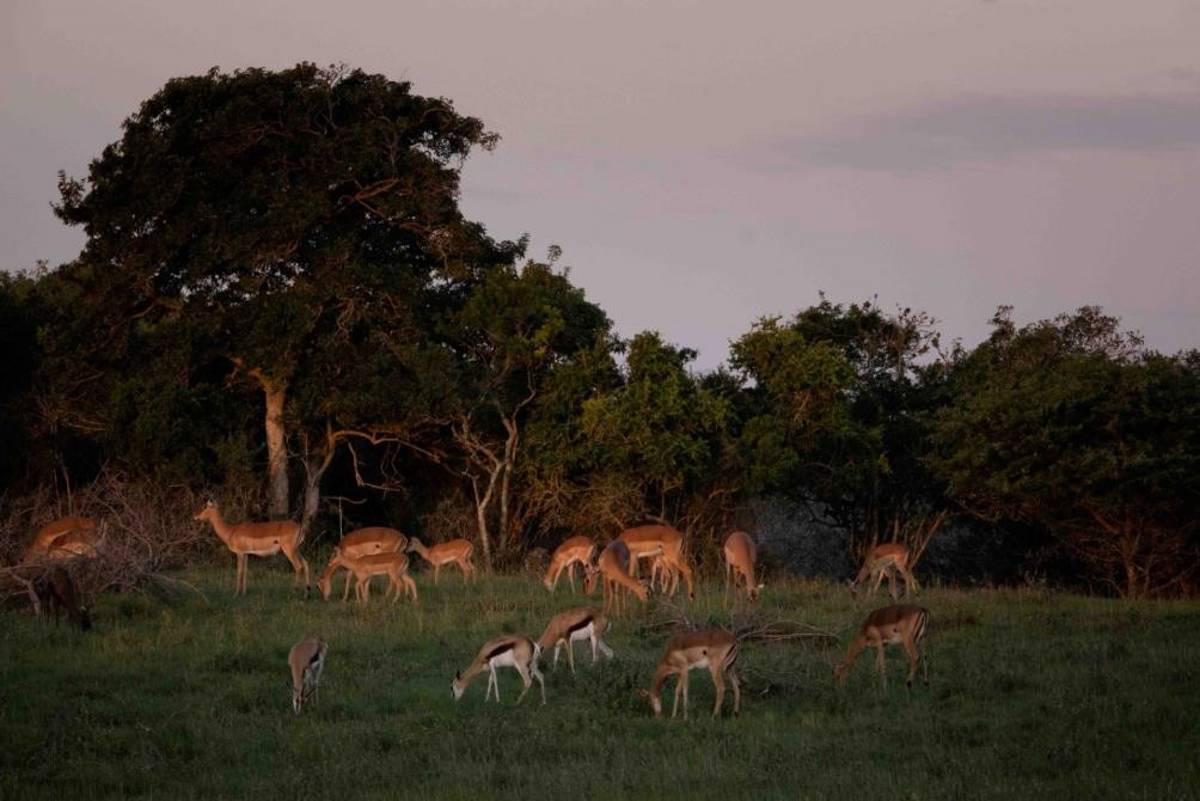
48;63;516;521
927;307;1200;596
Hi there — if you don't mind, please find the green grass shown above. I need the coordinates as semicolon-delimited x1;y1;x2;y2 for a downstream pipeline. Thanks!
2;566;1199;800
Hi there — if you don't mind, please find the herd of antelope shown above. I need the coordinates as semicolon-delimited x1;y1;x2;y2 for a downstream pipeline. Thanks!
17;503;931;719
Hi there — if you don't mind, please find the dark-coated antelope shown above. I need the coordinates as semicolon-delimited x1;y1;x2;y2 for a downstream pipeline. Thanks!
452;635;545;705
641;629;741;719
194;499;310;597
584;540;649;616
288;637;328;714
316;527;406;601
407;537;476;584
543;536;596;592
723;530;764;603
834;604;930;690
536;607;614;673
35;566;92;631
850;543;919;600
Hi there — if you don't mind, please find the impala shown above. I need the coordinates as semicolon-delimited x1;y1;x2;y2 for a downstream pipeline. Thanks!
318;551;417;604
584;540;649;616
834;604;930;690
850;543;919;600
452;635;545;705
536;606;614;673
723;530;764;603
406;537;476;584
22;516;100;563
641;629;741;719
288;636;328;714
617;524;695;600
542;536;596;592
35;566;91;631
316;527;407;601
193;499;310;597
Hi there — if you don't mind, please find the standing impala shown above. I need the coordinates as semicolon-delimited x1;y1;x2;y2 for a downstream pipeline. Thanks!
316;527;407;601
406;537;476;584
288;636;328;714
193;499;310;597
641;629;741;719
850;543;919;600
22;516;101;563
452;635;545;705
584;540;649;616
318;551;417;604
834;604;930;690
536;606;614;673
542;536;596;592
723;530;764;603
617;524;695;600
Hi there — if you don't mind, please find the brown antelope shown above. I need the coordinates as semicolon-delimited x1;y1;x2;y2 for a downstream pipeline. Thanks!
641;629;741;719
834;604;930;690
584;540;649;616
406;537;476;584
536;607;614;673
193;499;310;597
723;531;764;603
318;551;417;604
35;566;92;631
288;637;328;714
617;524;695;600
850;543;919;600
22;516;100;563
316;527;407;601
543;536;596;592
452;635;545;705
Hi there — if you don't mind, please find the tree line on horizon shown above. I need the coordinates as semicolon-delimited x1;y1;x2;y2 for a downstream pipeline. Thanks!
1;63;1196;598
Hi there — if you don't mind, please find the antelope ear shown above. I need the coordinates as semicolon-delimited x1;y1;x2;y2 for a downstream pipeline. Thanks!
455;671;462;681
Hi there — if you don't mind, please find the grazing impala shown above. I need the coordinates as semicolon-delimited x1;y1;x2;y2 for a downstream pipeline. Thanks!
318;551;417;604
317;527;407;601
584;540;649;616
288;637;328;714
834;604;930;690
406;537;476;584
850;543;919;600
641;629;741;719
22;516;100;563
537;607;614;673
617;524;695;600
452;635;545;705
543;536;596;592
35;566;92;631
723;531;764;603
193;499;310;597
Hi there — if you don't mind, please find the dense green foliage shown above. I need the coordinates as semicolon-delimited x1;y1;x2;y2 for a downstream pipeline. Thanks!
2;571;1198;800
4;64;1198;595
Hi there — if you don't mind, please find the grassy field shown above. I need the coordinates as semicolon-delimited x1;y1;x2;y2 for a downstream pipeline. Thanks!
1;564;1198;800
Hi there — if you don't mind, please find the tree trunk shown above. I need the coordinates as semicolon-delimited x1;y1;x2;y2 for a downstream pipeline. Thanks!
263;382;289;518
498;417;519;553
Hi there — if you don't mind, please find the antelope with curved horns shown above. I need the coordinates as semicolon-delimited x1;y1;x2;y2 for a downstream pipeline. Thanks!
288;637;328;714
406;537;476;584
543;536;596;592
316;527;407;601
850;543;919;600
584;540;649;616
834;604;930;690
452;635;545;705
723;531;764;603
22;516;101;563
617;524;695;600
193;499;310;597
318;551;417;604
536;607;614;673
641;629;741;719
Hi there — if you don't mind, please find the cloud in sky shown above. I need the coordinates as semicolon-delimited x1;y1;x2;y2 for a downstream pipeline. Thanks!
758;94;1200;172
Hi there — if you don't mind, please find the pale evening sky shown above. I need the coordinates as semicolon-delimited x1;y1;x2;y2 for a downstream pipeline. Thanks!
3;0;1198;369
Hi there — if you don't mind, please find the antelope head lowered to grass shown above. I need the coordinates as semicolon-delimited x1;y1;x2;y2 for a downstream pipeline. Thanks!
452;635;545;705
536;607;614;673
288;637;328;714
